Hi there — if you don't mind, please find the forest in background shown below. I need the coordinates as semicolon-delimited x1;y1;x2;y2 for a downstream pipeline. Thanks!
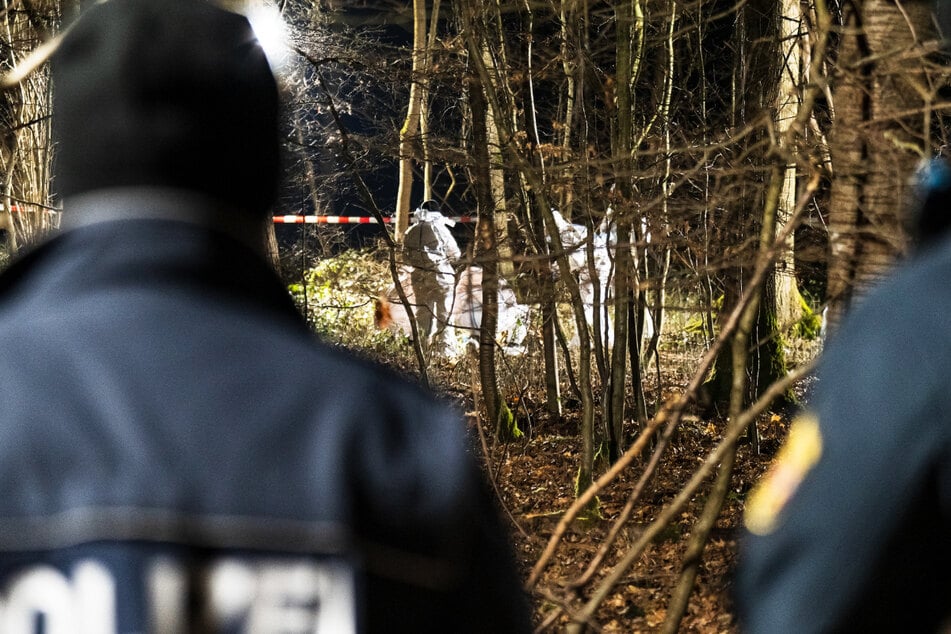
3;0;950;630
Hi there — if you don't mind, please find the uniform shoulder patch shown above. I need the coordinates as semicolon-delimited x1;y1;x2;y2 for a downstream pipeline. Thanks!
744;414;823;536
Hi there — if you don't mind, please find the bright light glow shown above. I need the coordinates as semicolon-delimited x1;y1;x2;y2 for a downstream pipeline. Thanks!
247;3;291;73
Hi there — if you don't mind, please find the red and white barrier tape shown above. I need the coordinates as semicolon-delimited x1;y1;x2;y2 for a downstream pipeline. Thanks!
273;215;475;224
5;207;477;225
5;205;58;214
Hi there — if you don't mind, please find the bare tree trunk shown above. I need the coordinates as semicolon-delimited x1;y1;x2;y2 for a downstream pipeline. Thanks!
554;0;597;500
705;0;793;413
2;158;19;255
647;0;677;369
465;0;509;440
826;0;935;327
394;0;427;241
262;215;281;274
460;0;595;483
480;38;514;285
774;0;805;331
521;0;561;417
420;0;440;202
605;0;637;461
663;162;784;632
557;0;576;212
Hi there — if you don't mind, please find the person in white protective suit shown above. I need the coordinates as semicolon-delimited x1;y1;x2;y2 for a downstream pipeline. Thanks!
550;209;615;348
403;200;462;355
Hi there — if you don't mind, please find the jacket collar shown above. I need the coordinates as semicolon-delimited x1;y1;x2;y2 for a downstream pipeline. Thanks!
61;187;268;258
1;204;304;330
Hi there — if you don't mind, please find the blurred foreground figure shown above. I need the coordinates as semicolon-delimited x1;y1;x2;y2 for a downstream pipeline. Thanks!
0;1;530;632
735;158;951;631
402;201;461;356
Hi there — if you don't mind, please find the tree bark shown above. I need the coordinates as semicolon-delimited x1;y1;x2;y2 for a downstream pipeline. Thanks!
773;0;805;331
464;0;514;440
706;0;793;411
461;0;596;490
394;0;428;241
826;0;936;327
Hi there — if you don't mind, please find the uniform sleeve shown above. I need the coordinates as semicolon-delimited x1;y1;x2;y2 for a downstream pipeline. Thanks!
351;387;532;632
735;304;951;633
449;466;533;633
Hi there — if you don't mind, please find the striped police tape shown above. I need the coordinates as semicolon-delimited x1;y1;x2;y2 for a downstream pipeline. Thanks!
273;215;474;224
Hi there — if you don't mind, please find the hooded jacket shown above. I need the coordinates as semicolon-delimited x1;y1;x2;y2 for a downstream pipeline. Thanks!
735;234;951;633
0;201;530;633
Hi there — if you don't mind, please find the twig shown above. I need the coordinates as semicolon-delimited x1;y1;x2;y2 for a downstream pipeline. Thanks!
533;587;592;633
565;362;814;632
469;356;529;540
527;173;819;590
297;47;431;389
568;402;678;589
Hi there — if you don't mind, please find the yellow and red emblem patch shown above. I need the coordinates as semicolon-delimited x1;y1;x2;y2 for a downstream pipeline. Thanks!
744;414;823;535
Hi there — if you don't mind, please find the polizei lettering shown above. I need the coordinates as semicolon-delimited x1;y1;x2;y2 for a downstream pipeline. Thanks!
0;556;356;633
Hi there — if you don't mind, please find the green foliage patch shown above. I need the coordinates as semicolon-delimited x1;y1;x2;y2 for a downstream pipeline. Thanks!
791;293;823;340
289;249;408;356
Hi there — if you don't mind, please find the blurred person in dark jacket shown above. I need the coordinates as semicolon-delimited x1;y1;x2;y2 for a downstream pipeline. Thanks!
0;1;531;632
734;153;951;634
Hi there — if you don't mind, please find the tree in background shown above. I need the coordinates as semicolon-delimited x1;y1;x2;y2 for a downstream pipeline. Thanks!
826;0;942;327
701;0;798;419
393;0;429;239
0;0;60;255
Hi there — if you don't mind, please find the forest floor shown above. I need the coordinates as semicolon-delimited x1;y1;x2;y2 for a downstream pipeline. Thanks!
463;366;814;633
284;243;821;631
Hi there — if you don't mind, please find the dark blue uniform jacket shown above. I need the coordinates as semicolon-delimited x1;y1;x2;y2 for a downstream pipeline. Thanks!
736;237;951;633
0;219;530;633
